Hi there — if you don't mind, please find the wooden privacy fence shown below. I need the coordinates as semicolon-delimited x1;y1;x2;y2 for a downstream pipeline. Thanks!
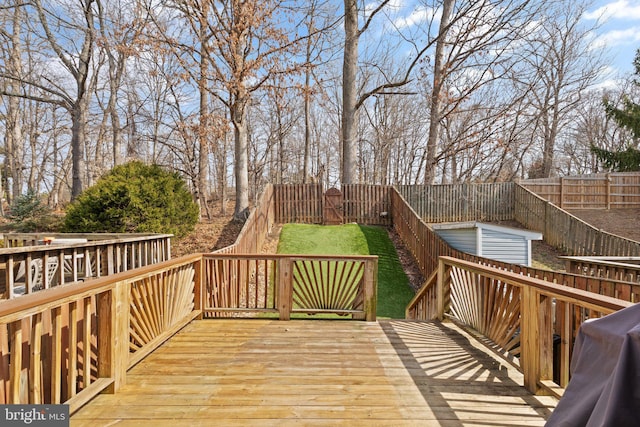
396;182;515;223
0;234;172;300
217;184;276;255
391;188;640;303
514;185;640;256
273;184;392;226
406;256;632;397
0;251;376;410
520;172;640;209
272;181;639;259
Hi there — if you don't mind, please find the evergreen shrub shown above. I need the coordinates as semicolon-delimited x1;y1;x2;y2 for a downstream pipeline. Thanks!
63;161;199;237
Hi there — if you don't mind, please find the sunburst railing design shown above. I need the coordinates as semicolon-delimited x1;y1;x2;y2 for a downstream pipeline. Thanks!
291;258;365;314
449;266;521;356
129;264;195;354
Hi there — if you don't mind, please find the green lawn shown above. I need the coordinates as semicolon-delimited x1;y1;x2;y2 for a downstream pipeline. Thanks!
277;223;415;319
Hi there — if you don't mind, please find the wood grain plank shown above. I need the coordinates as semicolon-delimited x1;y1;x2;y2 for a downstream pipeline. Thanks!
72;319;556;425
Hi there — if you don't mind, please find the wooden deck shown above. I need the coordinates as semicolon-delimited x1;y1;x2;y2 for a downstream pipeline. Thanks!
71;319;557;426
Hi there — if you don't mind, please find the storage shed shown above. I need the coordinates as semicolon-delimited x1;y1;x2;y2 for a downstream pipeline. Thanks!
432;222;543;266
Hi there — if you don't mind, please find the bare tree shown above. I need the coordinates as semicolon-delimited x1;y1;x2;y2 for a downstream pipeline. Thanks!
0;3;25;202
0;0;99;199
515;1;605;178
152;0;309;220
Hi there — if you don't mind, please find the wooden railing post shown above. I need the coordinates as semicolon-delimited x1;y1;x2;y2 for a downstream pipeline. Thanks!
107;244;115;275
539;295;554;383
278;258;292;320
520;286;540;394
436;258;447;321
97;281;129;393
193;258;204;319
363;258;377;321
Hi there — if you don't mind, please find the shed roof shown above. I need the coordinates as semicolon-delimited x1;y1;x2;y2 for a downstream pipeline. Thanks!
431;221;542;240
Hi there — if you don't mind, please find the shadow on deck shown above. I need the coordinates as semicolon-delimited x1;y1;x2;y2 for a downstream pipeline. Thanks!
71;319;556;426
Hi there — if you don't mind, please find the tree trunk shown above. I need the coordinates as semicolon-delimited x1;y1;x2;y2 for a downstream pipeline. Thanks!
7;5;24;201
303;70;311;183
341;0;358;184
71;102;87;199
198;63;211;219
424;0;455;185
233;101;250;220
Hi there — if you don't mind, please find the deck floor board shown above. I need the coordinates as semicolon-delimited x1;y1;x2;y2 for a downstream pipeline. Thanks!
71;319;556;426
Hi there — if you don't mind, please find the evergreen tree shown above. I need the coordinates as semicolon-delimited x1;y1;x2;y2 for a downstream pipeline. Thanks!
592;49;640;171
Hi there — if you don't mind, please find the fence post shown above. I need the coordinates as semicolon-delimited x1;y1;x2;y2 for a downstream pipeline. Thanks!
606;173;611;210
278;258;292;320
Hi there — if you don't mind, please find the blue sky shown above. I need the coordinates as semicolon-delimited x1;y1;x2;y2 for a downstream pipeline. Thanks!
587;0;640;75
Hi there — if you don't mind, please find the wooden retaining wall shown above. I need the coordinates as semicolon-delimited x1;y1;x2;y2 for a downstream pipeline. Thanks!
520;172;640;209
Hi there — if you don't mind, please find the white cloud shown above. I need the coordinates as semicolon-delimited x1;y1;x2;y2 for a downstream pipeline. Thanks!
594;27;640;48
393;6;437;29
584;0;640;21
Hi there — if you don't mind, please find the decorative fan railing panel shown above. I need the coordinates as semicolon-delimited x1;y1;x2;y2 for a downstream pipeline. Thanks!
129;264;195;354
201;254;377;320
291;258;365;315
0;255;201;412
449;266;522;356
406;256;632;397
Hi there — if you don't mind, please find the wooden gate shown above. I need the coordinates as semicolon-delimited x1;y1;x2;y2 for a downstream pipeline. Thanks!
324;187;343;225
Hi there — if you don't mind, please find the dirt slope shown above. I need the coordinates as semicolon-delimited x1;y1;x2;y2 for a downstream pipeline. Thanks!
569;209;640;242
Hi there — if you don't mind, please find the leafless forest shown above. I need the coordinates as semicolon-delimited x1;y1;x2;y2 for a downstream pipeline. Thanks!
0;0;636;219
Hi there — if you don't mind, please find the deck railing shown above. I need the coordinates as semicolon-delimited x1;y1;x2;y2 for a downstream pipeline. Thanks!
0;234;172;299
202;254;377;320
561;256;640;284
406;256;632;397
0;252;376;410
0;254;200;411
